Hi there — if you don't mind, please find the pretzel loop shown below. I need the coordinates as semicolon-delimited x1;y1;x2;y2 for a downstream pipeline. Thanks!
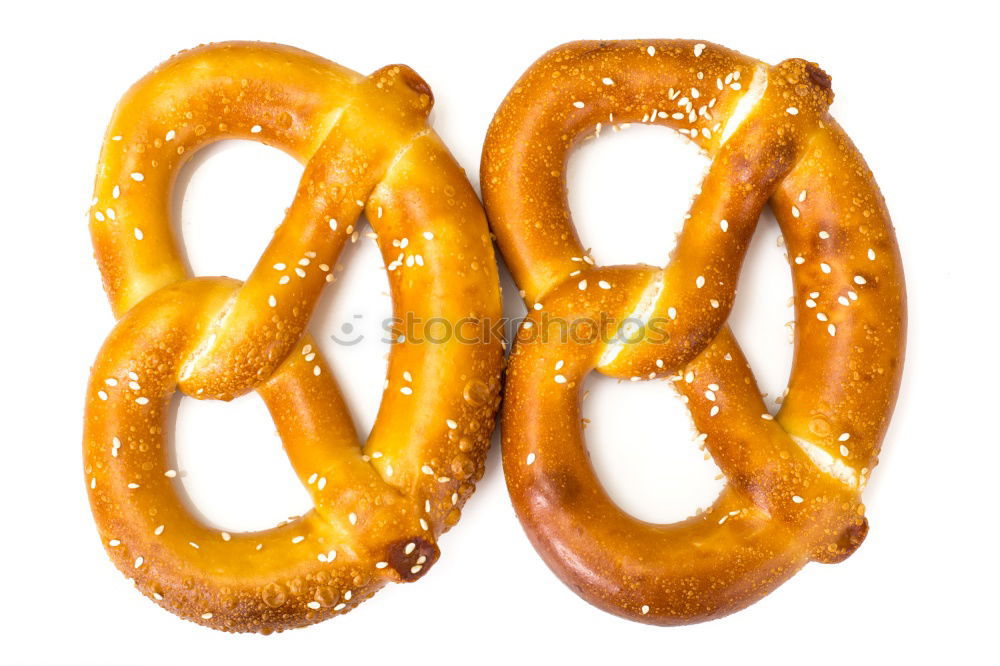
85;43;502;633
483;40;905;624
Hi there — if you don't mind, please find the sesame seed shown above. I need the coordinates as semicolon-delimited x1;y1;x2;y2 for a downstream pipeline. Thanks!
641;605;650;614
786;107;799;115
334;603;347;611
695;275;705;288
694;43;706;57
307;601;321;610
792;495;804;503
526;453;536;465
854;275;867;285
130;172;144;182
598;280;611;289
573;101;585;108
720;219;729;232
348;512;357;525
647;46;656;56
202;612;213;619
446;419;458;429
400;386;412;395
250;125;262;134
820;263;832;274
554;374;567;384
602;77;615;85
134;557;144;568
578;280;587;290
329;218;338;231
268;294;277;307
165;130;176;141
112;185;120;199
134;228;144;240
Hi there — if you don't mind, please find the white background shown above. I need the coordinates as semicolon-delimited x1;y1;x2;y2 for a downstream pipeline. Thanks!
2;1;996;663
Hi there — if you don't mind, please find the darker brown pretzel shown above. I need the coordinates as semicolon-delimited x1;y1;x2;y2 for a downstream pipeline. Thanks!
482;39;905;624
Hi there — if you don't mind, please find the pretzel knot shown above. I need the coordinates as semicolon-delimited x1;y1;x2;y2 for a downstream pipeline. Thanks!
84;43;502;633
482;40;905;624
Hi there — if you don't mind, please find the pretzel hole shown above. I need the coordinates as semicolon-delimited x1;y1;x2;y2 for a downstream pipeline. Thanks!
172;139;302;279
171;392;312;532
310;213;393;439
566;123;709;266
582;373;724;523
728;207;795;415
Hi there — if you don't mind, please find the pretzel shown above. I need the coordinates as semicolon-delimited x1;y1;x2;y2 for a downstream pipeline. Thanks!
482;39;905;624
84;42;503;633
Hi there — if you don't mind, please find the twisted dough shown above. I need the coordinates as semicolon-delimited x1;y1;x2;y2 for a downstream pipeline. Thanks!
85;42;502;633
483;40;905;624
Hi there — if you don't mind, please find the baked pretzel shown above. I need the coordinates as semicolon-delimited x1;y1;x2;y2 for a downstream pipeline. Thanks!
84;42;503;633
482;40;905;624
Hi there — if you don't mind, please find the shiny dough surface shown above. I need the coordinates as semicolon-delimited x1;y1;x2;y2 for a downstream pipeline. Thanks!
482;39;905;624
85;42;503;633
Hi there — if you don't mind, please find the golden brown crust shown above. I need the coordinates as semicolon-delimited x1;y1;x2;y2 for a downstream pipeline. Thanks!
482;39;905;624
84;42;503;633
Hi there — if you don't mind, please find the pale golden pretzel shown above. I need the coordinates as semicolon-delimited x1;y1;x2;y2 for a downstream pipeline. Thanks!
84;42;502;633
482;39;905;624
